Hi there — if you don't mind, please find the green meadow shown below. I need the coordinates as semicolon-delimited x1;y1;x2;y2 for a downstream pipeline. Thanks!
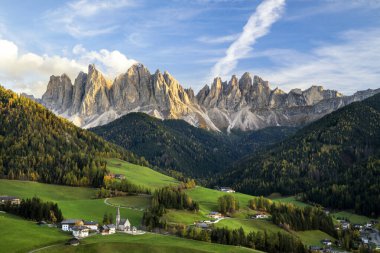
0;212;70;253
294;230;336;246
106;158;179;190
38;233;262;253
0;179;143;225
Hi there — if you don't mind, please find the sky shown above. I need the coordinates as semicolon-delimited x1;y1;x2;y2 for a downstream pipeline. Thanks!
0;0;379;97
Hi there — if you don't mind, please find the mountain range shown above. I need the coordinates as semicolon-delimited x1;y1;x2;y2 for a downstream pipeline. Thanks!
39;63;380;131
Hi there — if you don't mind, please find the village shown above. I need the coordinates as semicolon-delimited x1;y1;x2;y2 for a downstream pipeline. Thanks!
1;185;380;251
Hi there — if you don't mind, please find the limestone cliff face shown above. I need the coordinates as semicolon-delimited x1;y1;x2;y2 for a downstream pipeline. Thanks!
41;63;380;131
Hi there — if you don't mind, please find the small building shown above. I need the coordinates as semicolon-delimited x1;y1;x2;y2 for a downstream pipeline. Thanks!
72;226;89;238
61;219;83;231
66;238;80;246
114;174;126;180
195;222;209;229
321;239;332;246
83;220;98;231
309;246;323;252
100;224;116;235
116;207;132;231
0;196;21;205
219;187;235;193
208;211;222;219
340;221;350;230
251;213;269;219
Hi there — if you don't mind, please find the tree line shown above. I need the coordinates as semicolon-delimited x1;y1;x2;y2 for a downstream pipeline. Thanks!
0;197;63;223
249;196;336;237
0;86;148;188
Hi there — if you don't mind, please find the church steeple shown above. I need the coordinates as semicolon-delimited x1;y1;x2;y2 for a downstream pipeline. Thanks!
116;206;120;227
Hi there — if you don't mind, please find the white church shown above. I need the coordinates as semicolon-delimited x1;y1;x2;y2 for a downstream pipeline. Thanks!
116;207;137;233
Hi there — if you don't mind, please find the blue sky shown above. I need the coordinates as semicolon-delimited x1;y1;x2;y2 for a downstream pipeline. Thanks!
0;0;379;97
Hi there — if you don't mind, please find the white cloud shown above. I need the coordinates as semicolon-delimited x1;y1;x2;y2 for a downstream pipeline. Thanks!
46;0;136;38
252;29;380;95
211;0;285;79
0;39;137;98
197;33;239;44
73;44;137;77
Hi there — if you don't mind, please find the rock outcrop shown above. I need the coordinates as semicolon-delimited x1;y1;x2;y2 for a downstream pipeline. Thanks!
41;63;380;131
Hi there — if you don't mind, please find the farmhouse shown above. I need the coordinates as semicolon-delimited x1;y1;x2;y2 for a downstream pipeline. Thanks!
100;224;116;235
219;187;235;193
109;173;126;180
61;219;83;231
251;213;269;219
83;220;98;231
195;222;209;229
321;239;332;246
72;226;89;238
208;211;223;219
0;196;21;205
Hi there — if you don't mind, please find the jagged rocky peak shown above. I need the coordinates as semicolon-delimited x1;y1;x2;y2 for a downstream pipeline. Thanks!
41;73;73;112
40;63;380;131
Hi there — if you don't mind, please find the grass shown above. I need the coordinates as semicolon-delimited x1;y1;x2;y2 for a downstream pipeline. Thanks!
163;209;208;225
106;158;179;190
331;211;379;224
268;196;310;208
186;186;255;213
214;218;286;234
0;212;70;253
294;230;336;246
38;233;262;253
0;179;143;225
106;195;151;209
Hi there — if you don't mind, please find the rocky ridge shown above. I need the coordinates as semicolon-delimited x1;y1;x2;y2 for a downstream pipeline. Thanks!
40;63;380;131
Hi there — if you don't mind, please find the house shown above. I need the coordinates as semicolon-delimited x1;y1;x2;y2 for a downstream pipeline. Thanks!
219;187;235;193
72;226;89;238
61;219;83;231
309;246;323;252
353;224;363;230
361;238;369;244
340;221;350;230
83;220;98;231
100;224;116;235
114;174;126;180
251;213;269;219
115;207;132;231
321;239;332;246
66;238;80;246
195;222;209;229
208;212;222;219
0;196;21;205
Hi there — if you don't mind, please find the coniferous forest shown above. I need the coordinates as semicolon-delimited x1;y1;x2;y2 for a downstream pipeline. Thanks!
216;93;380;216
0;86;147;187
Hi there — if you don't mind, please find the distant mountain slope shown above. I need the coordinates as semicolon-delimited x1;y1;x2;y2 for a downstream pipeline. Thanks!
0;86;147;187
40;63;380;131
90;113;296;177
216;93;380;216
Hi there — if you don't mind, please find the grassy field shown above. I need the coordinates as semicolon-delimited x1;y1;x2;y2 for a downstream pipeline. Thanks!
163;209;208;225
186;186;255;213
294;230;336;246
0;179;143;225
0;212;70;253
106;158;179;190
331;211;378;224
39;233;262;253
215;218;285;234
106;195;151;209
268;196;310;208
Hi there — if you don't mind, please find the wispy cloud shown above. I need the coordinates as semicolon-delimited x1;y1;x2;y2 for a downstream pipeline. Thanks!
253;29;380;95
211;0;285;78
197;33;239;44
46;0;137;38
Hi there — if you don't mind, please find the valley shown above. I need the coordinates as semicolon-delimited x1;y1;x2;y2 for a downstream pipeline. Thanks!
1;158;378;252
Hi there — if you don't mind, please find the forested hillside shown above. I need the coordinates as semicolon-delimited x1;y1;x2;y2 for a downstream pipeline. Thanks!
0;86;147;187
216;93;380;216
91;112;296;177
